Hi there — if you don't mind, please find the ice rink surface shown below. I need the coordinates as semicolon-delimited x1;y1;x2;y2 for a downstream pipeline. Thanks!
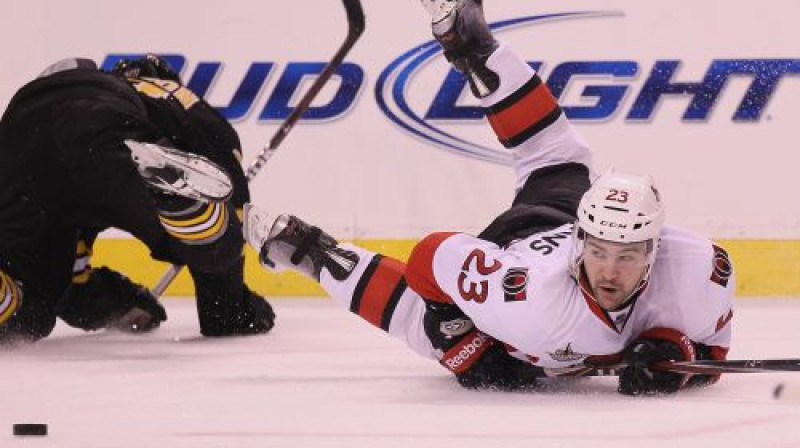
2;298;799;448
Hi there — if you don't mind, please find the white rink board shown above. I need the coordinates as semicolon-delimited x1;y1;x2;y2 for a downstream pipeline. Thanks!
2;1;799;239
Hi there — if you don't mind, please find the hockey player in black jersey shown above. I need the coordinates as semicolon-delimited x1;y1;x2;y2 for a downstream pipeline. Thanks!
0;55;274;342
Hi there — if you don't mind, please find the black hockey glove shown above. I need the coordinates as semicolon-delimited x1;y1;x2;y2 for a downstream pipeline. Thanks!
456;343;541;391
618;327;697;396
423;301;539;391
193;258;275;337
58;267;167;333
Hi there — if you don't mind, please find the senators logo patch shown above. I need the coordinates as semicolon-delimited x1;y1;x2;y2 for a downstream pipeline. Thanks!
710;244;732;287
502;267;529;302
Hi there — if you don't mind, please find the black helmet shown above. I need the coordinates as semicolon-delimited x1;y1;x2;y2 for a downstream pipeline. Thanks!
111;54;182;84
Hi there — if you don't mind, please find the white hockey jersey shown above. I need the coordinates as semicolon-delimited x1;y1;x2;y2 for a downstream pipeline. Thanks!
320;42;734;375
405;224;734;369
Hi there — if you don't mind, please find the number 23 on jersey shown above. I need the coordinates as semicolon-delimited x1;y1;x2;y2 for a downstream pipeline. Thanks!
457;249;502;303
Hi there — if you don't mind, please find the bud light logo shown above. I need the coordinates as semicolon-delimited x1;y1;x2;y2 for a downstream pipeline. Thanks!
375;11;800;165
100;56;364;123
102;11;800;166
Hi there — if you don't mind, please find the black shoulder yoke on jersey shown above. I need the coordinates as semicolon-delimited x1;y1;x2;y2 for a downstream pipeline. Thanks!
479;162;590;247
2;63;249;206
2;64;147;124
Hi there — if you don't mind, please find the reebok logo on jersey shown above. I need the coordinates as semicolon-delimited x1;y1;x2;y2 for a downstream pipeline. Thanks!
441;330;493;374
502;267;529;302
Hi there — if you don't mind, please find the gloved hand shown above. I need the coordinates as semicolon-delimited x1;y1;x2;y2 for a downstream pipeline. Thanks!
618;327;696;396
191;257;275;337
456;343;541;391
198;285;275;337
424;301;539;391
58;266;167;333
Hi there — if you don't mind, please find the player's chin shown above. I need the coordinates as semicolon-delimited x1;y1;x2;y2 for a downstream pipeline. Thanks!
596;290;624;310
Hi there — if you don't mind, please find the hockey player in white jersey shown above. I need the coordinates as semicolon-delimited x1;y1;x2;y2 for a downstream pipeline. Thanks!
244;0;736;395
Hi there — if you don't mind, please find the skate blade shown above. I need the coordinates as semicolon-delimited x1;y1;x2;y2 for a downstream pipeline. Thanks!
125;140;233;202
421;0;458;25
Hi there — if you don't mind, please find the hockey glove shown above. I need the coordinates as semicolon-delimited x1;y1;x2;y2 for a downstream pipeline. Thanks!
424;301;539;391
618;327;696;396
193;257;275;337
456;343;541;391
58;267;167;333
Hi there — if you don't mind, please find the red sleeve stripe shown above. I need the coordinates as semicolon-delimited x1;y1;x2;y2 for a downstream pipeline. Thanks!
406;232;459;304
486;75;562;148
350;255;408;331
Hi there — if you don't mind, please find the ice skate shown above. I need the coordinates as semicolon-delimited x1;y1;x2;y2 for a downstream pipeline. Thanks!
243;204;359;281
421;0;499;97
125;139;233;202
422;0;495;50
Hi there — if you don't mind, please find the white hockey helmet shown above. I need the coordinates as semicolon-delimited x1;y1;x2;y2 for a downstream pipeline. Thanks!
576;170;665;243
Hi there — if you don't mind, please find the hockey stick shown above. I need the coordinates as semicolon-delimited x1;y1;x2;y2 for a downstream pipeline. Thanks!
540;358;800;378
151;0;366;297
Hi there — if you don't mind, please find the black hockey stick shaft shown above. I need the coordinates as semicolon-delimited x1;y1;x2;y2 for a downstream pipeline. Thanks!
245;0;365;180
561;358;800;377
151;0;365;297
654;358;800;375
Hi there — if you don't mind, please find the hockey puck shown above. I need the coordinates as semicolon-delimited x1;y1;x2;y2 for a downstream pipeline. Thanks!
12;423;47;436
773;382;800;403
773;383;785;399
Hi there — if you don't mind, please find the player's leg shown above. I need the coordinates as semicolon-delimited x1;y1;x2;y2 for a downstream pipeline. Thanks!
131;144;275;336
424;0;592;206
423;0;499;98
125;139;233;203
244;205;543;390
0;267;29;344
65;140;274;336
244;205;437;359
0;225;77;344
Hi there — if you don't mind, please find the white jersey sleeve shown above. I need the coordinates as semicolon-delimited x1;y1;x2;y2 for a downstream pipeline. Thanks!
640;227;735;351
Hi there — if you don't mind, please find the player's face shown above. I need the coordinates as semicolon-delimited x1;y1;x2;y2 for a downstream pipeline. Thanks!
582;237;650;310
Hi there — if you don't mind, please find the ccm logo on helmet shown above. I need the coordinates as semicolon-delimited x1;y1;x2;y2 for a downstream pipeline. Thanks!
599;221;628;229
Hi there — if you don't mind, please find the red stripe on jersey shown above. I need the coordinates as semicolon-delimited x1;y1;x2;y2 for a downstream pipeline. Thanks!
486;75;559;146
406;232;459;304
503;342;539;364
357;256;406;328
715;309;733;332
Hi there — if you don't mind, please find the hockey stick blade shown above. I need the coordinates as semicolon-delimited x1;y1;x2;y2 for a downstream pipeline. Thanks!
151;0;365;298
